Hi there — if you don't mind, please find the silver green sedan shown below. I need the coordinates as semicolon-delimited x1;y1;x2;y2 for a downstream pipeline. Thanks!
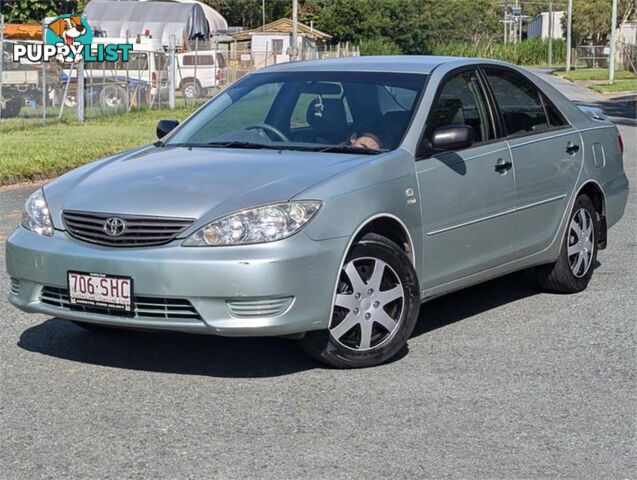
6;56;629;368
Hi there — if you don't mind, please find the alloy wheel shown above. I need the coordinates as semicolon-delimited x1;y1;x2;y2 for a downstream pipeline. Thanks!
568;208;594;278
330;257;405;351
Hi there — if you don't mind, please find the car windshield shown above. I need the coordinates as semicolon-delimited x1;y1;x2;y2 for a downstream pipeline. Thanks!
166;71;427;153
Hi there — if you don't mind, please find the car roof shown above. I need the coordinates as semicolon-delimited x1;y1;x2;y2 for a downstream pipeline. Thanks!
255;55;480;75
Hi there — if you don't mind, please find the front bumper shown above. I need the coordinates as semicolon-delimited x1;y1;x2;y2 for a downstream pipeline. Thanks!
6;227;347;336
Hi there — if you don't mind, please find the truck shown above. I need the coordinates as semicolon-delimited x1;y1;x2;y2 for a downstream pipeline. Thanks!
56;37;167;110
1;40;60;118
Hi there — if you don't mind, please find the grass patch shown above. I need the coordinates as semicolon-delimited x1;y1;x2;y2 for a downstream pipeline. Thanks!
0;106;199;184
558;68;637;81
589;79;637;94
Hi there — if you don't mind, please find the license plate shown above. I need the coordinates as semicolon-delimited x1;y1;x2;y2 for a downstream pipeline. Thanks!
68;271;134;314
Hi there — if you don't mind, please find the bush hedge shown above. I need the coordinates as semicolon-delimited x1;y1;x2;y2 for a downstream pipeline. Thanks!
429;39;566;66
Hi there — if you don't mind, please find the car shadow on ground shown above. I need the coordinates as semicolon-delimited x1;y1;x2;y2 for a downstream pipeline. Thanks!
412;270;539;338
17;270;563;378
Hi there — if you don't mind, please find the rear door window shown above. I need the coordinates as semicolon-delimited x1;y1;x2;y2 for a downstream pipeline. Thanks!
483;68;550;136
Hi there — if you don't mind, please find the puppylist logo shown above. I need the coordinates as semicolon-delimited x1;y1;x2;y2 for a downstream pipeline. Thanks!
12;13;132;64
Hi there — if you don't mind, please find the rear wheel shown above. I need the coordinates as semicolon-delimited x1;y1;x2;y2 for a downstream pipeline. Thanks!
181;80;202;99
100;85;127;111
299;233;420;368
536;194;598;293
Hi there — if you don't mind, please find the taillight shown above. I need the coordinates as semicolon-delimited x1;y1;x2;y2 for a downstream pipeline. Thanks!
151;71;157;87
618;134;624;155
215;69;221;81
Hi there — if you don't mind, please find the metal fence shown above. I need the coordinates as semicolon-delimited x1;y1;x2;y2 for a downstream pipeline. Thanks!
573;43;637;71
0;20;359;129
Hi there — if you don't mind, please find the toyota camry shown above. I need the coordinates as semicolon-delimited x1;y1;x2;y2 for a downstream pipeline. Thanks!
6;56;629;368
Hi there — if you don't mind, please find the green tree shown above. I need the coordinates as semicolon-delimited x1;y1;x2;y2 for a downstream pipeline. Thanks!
567;0;636;44
0;0;87;22
421;0;500;45
204;0;291;29
359;37;402;55
311;0;501;54
312;0;393;44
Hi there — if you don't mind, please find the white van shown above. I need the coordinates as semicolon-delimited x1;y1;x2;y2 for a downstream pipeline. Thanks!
176;50;226;98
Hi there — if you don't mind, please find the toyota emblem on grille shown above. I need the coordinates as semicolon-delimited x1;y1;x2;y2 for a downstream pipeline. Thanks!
103;217;126;237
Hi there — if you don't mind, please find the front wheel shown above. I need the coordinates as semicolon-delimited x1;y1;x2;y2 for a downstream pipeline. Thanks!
299;233;420;368
0;96;23;118
536;194;598;293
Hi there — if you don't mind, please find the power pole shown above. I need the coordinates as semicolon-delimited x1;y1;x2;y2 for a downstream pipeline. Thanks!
513;0;520;43
262;0;265;29
503;1;508;44
566;0;573;71
548;0;553;67
609;0;618;83
291;0;298;61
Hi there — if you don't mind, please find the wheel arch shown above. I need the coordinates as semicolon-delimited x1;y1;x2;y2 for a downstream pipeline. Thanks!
576;180;607;248
351;214;415;266
179;77;202;90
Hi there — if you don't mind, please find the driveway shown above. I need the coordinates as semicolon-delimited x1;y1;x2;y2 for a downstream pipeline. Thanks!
0;73;634;479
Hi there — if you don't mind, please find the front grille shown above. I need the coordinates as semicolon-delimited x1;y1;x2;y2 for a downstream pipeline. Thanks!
40;286;202;320
226;297;294;318
62;210;194;247
10;278;20;295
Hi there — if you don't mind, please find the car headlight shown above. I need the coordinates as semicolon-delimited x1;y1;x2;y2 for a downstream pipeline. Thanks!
21;189;54;236
183;201;322;246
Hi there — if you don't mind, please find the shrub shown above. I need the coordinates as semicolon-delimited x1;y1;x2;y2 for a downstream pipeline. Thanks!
430;39;566;66
360;38;403;56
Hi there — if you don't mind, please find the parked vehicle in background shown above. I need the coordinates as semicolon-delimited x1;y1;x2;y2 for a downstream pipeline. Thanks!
6;56;629;368
56;37;168;111
1;40;60;118
176;49;226;98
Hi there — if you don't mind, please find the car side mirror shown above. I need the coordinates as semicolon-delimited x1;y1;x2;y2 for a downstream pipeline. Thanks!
156;119;179;139
431;125;475;152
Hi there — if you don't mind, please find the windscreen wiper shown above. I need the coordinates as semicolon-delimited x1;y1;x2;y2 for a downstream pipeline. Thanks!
316;145;386;155
204;141;284;150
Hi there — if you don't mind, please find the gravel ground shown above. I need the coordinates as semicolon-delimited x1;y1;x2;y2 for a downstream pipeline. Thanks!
0;73;634;479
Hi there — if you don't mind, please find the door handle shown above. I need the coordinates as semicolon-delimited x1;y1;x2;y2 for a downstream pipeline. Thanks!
494;158;512;173
566;142;580;155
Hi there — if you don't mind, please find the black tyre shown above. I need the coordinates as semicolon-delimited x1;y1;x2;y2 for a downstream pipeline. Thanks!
52;87;78;108
536;194;598;293
99;85;127;110
0;96;23;118
299;233;420;368
181;80;202;99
